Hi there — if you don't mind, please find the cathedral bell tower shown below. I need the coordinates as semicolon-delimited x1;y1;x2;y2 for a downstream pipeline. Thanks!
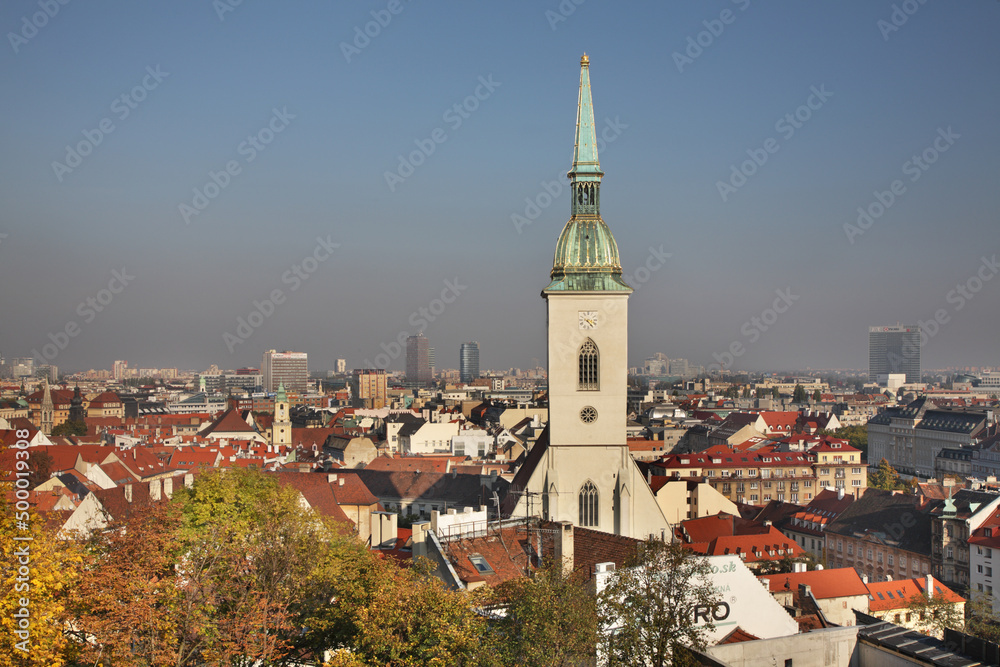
505;55;669;539
544;52;632;449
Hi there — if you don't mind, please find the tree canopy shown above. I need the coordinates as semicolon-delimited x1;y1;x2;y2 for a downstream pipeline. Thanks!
597;540;722;667
868;459;907;491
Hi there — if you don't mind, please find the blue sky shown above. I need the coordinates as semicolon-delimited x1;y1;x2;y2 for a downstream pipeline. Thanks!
1;0;998;374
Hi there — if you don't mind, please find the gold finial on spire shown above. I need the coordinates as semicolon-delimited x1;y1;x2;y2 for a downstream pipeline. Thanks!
580;53;589;65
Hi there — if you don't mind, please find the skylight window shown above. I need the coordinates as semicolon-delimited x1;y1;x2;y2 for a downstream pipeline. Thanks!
468;554;494;574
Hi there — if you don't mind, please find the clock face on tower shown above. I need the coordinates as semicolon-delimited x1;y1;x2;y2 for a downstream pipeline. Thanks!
578;311;598;330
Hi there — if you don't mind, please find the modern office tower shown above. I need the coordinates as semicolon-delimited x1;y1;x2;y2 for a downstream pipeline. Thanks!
351;368;388;409
643;354;668;376
11;357;34;379
428;347;436;375
869;325;921;384
261;349;309;393
406;335;431;384
460;342;480;383
336;358;347;374
669;358;689;377
113;360;128;381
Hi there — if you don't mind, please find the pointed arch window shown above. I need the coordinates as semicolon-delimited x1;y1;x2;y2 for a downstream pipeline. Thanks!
578;339;599;390
579;481;599;527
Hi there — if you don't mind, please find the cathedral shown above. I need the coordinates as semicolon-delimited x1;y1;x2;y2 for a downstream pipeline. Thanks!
505;55;670;538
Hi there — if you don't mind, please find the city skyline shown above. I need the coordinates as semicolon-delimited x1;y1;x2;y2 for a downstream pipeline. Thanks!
2;2;999;373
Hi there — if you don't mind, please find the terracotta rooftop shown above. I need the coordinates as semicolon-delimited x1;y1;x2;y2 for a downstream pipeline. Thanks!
866;575;964;612
760;567;869;600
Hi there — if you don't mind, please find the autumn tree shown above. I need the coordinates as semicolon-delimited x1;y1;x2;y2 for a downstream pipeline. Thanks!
869;459;907;491
67;501;184;667
0;488;81;667
482;564;598;666
597;541;723;667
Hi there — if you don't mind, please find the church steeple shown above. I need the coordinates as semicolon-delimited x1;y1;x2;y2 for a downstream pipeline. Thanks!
40;378;54;436
569;53;603;188
546;54;630;294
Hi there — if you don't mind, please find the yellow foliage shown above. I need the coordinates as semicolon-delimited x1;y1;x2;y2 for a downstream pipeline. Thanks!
0;486;81;667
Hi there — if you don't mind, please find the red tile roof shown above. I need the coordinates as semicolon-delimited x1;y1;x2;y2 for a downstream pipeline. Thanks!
760;567;868;599
201;408;257;435
866;576;964;611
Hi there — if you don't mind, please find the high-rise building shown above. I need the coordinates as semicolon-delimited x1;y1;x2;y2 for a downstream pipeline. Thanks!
406;335;431;384
428;347;435;376
336;358;347;374
506;55;668;537
460;342;480;383
643;354;668;376
869;325;921;384
11;357;34;379
261;349;309;393
351;369;388;409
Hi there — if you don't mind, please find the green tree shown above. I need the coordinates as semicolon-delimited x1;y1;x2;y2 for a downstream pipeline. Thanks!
813;388;822;402
792;384;807;403
965;594;1000;643
50;420;87;437
597;541;722;667
483;564;597;666
904;591;964;637
868;459;906;491
821;425;869;457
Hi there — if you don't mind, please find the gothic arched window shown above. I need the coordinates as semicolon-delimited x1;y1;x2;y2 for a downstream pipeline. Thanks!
578;339;599;390
579;481;599;527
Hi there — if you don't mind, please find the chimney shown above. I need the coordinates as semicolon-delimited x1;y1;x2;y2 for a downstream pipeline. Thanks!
837;488;845;500
372;511;398;549
925;574;934;599
184;473;194;488
799;583;812;598
412;520;430;558
862;574;869;584
149;478;162;502
124;484;133;503
163;476;174;499
760;577;770;590
554;521;574;578
339;478;344;486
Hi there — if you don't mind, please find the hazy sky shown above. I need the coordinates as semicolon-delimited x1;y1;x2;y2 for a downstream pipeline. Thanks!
2;1;998;374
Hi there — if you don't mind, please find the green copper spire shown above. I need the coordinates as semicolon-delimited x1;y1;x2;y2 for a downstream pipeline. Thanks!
545;54;631;294
275;382;287;402
569;53;603;183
